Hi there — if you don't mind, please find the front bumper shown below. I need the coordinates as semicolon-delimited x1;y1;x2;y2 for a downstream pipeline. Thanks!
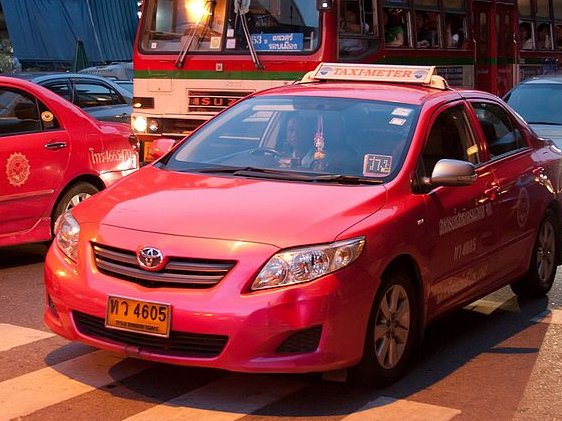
44;226;377;373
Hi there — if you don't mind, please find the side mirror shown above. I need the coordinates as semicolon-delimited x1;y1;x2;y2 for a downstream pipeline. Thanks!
150;137;176;160
425;159;477;187
316;0;333;11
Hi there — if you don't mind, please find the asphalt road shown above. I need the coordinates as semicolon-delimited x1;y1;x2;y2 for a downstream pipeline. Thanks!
1;243;562;421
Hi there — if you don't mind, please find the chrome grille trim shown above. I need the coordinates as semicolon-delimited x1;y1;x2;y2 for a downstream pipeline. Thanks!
92;243;235;288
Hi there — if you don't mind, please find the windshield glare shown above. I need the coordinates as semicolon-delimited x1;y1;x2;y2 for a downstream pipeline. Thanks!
141;0;320;53
505;84;562;125
164;96;419;181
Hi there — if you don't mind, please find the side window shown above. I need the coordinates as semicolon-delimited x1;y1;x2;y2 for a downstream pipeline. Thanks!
383;7;409;47
0;88;41;136
44;81;72;102
421;105;480;176
74;82;124;107
471;102;525;158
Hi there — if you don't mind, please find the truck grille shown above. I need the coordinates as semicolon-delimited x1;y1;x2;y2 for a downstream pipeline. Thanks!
187;90;252;113
73;311;228;358
92;243;235;289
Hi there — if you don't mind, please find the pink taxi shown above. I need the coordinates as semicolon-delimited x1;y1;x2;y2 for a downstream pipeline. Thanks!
0;76;138;247
44;64;562;386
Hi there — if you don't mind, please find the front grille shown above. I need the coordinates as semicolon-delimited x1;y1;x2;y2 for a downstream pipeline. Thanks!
187;90;252;113
132;97;155;109
73;311;228;358
92;243;235;289
276;326;322;354
161;118;207;136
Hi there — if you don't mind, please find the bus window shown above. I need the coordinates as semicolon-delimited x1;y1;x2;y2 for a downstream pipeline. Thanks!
519;21;534;50
536;22;552;49
226;0;321;53
415;11;440;48
383;8;409;47
339;0;379;59
445;14;466;48
556;25;562;49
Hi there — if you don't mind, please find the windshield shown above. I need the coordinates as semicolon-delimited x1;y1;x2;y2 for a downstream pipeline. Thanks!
140;0;320;53
162;95;420;182
505;84;562;125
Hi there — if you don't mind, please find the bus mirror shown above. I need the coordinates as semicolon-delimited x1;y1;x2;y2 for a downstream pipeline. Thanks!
316;0;333;11
150;137;176;160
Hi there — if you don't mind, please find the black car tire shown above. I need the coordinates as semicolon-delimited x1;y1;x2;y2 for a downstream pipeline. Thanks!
510;209;559;298
52;182;99;234
349;268;420;387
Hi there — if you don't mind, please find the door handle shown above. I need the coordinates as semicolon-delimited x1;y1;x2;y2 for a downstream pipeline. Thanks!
44;141;67;150
483;185;500;200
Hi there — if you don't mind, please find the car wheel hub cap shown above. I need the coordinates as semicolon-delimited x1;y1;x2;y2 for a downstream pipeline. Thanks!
537;221;555;283
374;284;410;369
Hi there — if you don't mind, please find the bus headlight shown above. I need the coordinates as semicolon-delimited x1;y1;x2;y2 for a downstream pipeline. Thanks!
148;119;161;133
251;237;365;291
54;212;80;262
132;115;148;133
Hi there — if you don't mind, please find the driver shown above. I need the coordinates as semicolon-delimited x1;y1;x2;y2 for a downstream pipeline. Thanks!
279;115;314;166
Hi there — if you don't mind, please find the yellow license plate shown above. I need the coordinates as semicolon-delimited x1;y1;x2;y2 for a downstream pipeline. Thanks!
142;141;154;163
105;296;171;337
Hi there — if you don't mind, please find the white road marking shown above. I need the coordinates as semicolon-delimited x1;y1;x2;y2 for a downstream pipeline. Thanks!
531;308;562;325
464;299;506;315
341;396;461;421
124;374;305;421
0;323;55;352
0;350;150;421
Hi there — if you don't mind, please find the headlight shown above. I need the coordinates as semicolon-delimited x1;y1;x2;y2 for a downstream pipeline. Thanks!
132;115;148;133
251;237;365;291
54;212;80;262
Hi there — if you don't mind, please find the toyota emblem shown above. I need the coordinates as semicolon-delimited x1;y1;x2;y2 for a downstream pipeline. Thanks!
137;246;166;271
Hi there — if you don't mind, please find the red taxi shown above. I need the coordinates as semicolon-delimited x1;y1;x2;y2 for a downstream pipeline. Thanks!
0;76;138;247
44;64;562;386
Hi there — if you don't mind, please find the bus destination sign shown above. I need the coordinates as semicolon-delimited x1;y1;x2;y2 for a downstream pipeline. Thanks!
251;33;304;51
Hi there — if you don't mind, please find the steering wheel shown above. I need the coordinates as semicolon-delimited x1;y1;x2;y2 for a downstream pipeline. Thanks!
248;148;283;159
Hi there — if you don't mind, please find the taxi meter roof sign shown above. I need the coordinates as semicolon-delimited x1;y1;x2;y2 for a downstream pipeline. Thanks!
304;63;448;89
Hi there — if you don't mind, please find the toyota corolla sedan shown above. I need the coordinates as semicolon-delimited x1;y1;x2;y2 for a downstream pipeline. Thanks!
0;76;138;247
44;64;562;387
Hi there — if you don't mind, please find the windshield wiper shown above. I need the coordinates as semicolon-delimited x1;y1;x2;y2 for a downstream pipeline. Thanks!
235;0;264;70
174;166;383;184
310;174;384;185
527;121;562;126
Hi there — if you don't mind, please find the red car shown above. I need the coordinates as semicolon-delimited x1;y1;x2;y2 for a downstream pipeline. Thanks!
0;76;138;247
44;64;562;387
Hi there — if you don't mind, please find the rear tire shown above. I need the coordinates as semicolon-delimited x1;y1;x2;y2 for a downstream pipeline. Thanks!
51;182;99;234
510;209;558;298
349;268;420;388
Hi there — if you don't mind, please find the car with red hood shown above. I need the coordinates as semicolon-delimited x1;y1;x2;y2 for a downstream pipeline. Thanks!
44;64;562;387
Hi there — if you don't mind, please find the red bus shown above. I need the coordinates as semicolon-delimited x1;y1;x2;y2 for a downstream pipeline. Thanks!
132;0;562;162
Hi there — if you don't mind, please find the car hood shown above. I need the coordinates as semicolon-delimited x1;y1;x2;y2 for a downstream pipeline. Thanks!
530;124;562;148
77;166;387;248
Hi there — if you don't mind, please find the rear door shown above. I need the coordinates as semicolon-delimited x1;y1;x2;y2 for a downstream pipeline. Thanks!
469;100;546;279
0;87;70;237
419;102;500;315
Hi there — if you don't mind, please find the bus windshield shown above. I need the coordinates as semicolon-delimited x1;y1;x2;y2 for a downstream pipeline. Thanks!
140;0;321;53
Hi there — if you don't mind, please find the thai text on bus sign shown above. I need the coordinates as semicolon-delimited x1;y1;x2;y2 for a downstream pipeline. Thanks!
311;63;436;84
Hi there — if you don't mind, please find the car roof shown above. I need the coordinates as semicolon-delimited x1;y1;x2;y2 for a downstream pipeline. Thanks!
8;72;132;98
515;74;562;85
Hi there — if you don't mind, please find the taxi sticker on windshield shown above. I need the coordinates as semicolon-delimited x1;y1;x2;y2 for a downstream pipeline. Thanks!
391;107;413;117
389;117;407;126
363;154;392;177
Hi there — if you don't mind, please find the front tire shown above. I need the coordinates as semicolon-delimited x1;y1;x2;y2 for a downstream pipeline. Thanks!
510;210;558;298
350;268;420;387
51;182;99;234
